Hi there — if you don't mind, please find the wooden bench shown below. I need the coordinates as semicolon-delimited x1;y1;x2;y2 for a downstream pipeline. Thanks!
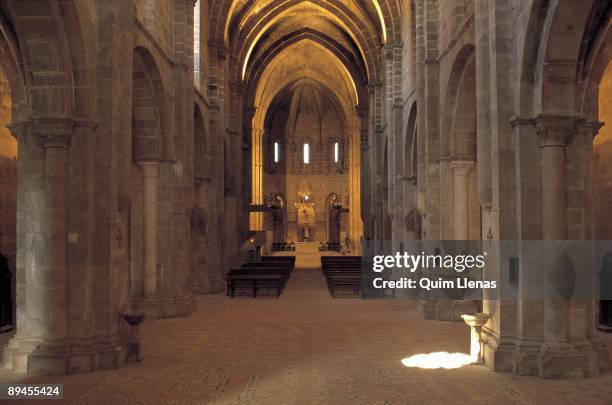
226;258;296;298
321;256;362;298
261;256;296;270
226;271;286;298
327;276;362;297
241;262;293;277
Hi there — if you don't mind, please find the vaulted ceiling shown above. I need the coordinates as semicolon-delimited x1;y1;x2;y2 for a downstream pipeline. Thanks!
210;0;402;98
209;0;402;133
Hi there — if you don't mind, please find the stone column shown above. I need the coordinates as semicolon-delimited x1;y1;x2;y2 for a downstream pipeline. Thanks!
414;0;426;223
34;121;72;342
451;160;474;240
410;176;418;211
474;0;492;208
537;119;569;240
581;121;604;241
139;161;159;298
535;115;583;378
359;98;372;239
2;119;75;375
577;120;608;376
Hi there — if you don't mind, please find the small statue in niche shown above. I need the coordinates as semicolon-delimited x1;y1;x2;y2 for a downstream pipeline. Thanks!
302;210;310;241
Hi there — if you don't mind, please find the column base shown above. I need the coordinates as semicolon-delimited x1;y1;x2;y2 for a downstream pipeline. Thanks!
480;326;515;372
537;343;585;379
417;298;478;322
590;337;610;374
511;340;542;375
2;335;125;376
133;294;196;319
571;338;607;377
481;333;609;378
191;276;225;295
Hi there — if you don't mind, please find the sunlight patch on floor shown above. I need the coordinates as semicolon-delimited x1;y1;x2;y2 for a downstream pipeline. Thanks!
401;352;473;369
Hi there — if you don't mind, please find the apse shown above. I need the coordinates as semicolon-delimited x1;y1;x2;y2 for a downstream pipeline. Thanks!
262;79;348;244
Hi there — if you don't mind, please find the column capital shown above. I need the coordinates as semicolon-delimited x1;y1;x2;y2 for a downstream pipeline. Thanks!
581;120;605;140
450;159;475;176
138;160;160;177
509;116;535;128
535;114;580;147
367;83;382;95
383;43;402;59
28;118;76;149
5;121;29;142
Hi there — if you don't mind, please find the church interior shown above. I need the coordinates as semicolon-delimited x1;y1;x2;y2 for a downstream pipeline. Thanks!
0;0;612;403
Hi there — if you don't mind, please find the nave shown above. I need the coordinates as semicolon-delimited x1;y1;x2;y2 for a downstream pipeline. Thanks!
1;265;611;404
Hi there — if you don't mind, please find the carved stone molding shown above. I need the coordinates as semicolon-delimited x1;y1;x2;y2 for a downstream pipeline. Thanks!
383;45;395;60
581;120;605;141
9;118;77;149
450;159;475;176
535;115;580;148
5;121;28;142
509;116;535;128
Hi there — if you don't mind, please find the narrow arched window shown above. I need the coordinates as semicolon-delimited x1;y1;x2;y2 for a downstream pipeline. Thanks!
334;142;339;163
304;143;310;164
193;0;201;88
274;142;279;163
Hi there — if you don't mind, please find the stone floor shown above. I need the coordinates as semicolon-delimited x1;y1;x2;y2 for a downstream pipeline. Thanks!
1;267;612;404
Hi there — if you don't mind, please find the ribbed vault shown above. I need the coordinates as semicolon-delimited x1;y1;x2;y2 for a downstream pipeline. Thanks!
210;0;403;87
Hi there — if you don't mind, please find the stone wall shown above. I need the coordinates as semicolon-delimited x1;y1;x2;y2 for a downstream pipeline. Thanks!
262;80;352;243
0;68;15;326
264;173;349;243
135;0;175;58
0;0;223;375
0;70;15;265
594;62;612;239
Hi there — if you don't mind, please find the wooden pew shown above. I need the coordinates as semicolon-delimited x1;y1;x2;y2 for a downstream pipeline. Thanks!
327;275;361;297
321;256;362;297
226;270;286;298
226;257;295;298
242;261;293;277
261;256;296;270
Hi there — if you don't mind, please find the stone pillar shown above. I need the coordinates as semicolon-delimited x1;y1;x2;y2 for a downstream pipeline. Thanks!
420;0;441;239
474;0;492;208
535;115;584;378
576;120;608;375
2;119;74;375
580;121;604;240
451;160;474;240
410;176;418;215
414;0;426;224
139;161;159;298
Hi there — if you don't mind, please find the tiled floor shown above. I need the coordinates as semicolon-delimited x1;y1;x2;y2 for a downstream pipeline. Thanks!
1;267;612;404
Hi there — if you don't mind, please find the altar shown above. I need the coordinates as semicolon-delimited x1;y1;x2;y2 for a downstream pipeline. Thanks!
294;241;320;254
273;242;340;267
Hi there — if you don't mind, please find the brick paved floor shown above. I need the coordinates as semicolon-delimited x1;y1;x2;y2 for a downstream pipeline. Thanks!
1;266;612;404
